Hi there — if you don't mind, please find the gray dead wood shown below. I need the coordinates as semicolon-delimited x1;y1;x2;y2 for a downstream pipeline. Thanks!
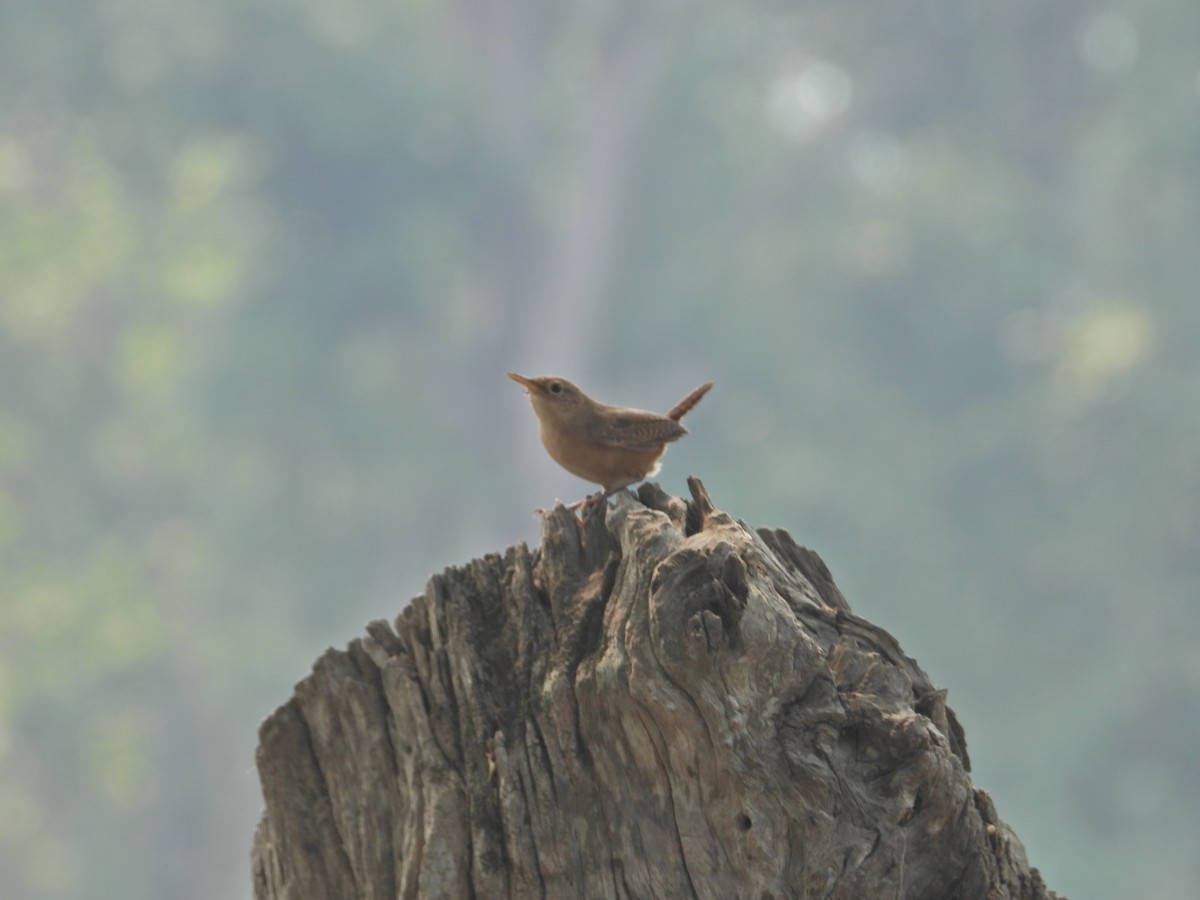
252;478;1063;900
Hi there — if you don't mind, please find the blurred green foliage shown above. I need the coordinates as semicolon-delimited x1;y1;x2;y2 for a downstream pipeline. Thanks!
2;0;1198;898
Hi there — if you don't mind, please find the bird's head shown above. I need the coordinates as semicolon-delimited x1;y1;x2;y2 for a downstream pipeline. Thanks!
507;373;587;424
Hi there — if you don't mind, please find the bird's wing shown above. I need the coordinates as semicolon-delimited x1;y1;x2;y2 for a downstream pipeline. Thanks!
588;410;688;450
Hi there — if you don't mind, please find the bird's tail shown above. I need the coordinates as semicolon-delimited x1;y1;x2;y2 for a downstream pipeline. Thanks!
667;382;714;421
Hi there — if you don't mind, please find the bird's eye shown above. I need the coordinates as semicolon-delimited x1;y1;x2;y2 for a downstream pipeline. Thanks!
550;382;563;394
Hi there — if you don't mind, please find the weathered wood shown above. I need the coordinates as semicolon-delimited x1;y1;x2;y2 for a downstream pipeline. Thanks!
252;478;1062;899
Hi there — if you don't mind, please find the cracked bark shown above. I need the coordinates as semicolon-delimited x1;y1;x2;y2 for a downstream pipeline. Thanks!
252;478;1064;900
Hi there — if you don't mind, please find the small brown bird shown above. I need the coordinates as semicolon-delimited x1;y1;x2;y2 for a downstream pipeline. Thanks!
508;373;713;509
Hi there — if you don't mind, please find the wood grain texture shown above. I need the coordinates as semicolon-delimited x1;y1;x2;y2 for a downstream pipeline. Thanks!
252;478;1063;900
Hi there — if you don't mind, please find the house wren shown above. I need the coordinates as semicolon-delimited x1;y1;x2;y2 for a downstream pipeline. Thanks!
508;373;713;508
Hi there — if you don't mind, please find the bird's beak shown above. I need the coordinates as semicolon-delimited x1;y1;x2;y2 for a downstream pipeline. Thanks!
507;372;538;393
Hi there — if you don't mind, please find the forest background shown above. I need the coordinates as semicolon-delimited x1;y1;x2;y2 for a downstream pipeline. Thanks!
3;1;1198;898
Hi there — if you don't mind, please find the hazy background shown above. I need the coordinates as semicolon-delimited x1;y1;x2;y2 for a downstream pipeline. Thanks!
3;0;1198;897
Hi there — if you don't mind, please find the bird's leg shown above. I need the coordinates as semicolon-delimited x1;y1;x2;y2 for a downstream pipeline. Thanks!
564;492;603;513
532;491;608;517
568;481;640;518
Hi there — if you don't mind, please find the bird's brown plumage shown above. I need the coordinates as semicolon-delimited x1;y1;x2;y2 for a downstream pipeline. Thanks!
507;374;713;497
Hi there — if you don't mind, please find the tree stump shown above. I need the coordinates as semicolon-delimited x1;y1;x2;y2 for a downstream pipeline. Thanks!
252;478;1063;899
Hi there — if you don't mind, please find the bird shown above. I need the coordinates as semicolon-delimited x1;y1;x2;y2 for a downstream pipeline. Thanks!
507;373;713;511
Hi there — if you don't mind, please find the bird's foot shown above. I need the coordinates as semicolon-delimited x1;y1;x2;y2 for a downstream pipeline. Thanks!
565;492;603;513
533;484;637;520
571;484;641;519
532;493;607;518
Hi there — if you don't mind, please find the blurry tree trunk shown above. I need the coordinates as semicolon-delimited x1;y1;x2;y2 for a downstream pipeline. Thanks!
453;0;688;389
252;479;1063;900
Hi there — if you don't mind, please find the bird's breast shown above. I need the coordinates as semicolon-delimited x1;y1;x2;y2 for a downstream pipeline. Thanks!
538;420;664;489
